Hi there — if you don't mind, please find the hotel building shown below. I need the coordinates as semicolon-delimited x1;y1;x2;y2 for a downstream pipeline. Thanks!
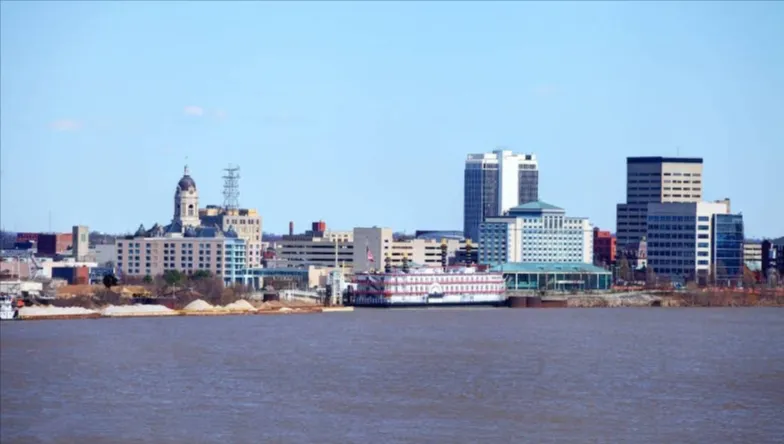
115;234;253;287
114;166;256;287
478;201;593;266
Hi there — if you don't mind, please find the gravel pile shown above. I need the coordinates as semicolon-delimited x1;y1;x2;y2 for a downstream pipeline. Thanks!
19;306;97;317
182;299;217;312
223;300;256;312
101;304;177;317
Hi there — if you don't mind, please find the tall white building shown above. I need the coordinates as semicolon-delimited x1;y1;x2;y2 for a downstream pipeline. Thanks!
464;150;538;242
478;201;593;265
646;200;731;283
72;225;89;261
617;157;704;251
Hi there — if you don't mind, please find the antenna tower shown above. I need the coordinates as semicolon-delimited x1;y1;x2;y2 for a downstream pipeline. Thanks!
222;164;240;211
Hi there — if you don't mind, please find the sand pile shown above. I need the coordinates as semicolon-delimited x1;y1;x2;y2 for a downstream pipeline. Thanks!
20;306;97;317
183;299;217;312
258;301;283;310
223;300;256;312
101;304;177;317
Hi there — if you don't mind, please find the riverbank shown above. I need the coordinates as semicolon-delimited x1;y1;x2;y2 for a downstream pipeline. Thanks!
556;289;784;308
14;299;353;321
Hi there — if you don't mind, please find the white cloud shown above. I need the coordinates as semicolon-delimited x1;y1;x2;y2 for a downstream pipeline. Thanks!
183;105;205;116
49;119;82;131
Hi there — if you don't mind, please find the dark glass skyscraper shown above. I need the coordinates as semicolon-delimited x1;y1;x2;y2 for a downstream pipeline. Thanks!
712;213;744;284
463;150;538;242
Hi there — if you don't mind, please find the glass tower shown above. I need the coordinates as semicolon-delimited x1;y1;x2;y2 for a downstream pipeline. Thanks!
712;214;744;285
463;150;538;242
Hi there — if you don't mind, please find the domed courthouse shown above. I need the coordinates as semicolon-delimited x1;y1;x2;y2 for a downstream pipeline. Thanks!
113;165;262;289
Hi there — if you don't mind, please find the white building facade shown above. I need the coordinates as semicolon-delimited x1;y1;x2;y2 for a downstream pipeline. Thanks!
464;149;538;242
478;201;593;266
646;200;731;283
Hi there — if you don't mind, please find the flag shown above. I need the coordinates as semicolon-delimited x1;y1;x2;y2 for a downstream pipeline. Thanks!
366;246;375;262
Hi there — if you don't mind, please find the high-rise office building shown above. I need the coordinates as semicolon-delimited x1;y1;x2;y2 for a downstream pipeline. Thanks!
646;200;733;284
463;150;538;242
616;157;704;251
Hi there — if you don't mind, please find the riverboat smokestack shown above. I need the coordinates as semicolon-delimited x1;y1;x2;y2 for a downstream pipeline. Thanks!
440;238;448;270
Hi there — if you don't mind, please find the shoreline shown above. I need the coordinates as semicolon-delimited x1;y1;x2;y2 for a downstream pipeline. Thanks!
14;306;352;321
9;301;783;321
7;290;783;321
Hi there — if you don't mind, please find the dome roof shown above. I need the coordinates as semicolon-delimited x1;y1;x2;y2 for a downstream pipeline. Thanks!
177;165;196;190
178;175;196;190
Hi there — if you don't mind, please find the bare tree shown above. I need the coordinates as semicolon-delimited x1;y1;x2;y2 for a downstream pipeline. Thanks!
715;261;729;287
618;256;631;283
645;266;658;288
742;267;757;289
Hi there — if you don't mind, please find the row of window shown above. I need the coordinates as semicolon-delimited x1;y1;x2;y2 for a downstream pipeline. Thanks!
648;233;707;240
663;172;701;177
647;215;697;222
647;224;696;231
649;242;698;249
664;179;702;184
627;172;702;177
663;187;702;191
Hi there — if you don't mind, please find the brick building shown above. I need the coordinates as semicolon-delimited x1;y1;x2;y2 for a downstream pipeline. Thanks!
15;232;73;257
593;228;616;266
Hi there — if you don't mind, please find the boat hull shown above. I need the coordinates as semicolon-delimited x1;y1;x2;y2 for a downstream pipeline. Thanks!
350;294;507;308
350;300;506;308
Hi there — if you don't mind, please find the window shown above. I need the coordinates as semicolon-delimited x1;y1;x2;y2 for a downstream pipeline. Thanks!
698;216;710;222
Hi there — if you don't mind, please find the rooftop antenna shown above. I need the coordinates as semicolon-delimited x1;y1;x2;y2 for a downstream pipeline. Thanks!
676;146;681;157
222;164;241;211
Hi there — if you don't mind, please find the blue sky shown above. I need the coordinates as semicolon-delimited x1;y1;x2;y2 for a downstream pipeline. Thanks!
1;1;781;238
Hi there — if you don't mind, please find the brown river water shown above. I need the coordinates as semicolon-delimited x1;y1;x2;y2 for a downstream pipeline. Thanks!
1;308;783;443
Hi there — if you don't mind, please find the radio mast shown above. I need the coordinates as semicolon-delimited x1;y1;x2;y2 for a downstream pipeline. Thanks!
222;165;240;211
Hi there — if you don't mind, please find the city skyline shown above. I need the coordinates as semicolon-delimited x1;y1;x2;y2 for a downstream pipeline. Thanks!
1;2;782;237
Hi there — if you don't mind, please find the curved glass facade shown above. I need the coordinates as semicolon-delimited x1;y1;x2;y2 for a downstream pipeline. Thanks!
712;214;744;284
463;164;498;242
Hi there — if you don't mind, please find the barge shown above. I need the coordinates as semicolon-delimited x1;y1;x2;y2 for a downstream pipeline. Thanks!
351;265;506;308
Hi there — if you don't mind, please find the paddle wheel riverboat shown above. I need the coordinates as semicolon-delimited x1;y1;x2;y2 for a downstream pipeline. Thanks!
351;265;506;308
